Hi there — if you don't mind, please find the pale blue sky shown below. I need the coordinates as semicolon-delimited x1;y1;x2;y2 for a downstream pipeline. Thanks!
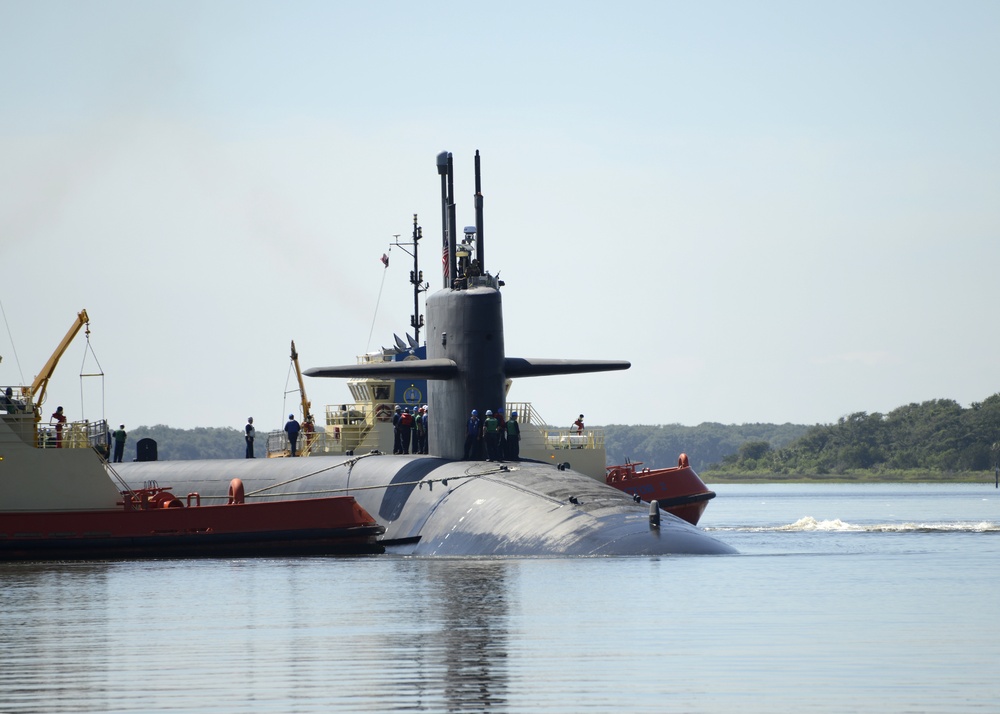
2;1;998;431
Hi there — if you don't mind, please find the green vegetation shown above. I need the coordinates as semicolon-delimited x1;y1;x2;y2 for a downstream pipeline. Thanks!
603;422;809;472
706;395;1000;483
115;425;246;463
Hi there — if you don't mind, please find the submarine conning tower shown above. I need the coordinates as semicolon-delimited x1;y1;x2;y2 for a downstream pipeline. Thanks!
303;149;629;461
426;285;506;459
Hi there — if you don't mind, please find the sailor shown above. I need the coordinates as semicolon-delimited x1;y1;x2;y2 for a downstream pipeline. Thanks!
51;406;67;448
482;409;499;462
463;409;481;460
573;414;585;435
392;405;403;454
496;408;507;461
112;424;127;463
244;417;255;458
421;405;429;454
284;414;301;457
413;407;425;454
506;410;521;461
399;407;414;454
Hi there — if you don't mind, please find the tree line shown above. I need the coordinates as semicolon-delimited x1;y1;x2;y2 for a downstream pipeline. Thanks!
711;394;1000;475
114;425;248;463
603;422;809;472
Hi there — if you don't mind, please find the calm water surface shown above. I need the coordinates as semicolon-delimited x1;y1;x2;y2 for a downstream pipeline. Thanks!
2;483;998;713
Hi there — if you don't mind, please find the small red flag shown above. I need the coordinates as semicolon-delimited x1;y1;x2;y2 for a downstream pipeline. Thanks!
380;253;389;268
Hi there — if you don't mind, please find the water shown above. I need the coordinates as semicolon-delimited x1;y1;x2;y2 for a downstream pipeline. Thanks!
2;483;999;713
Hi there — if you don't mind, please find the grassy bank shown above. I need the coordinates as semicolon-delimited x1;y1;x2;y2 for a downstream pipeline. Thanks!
702;469;1000;484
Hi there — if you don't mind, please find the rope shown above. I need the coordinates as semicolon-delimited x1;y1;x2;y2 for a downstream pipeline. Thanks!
0;298;26;384
282;358;297;420
238;472;486;500
110;447;516;504
365;246;391;353
243;454;513;499
78;327;105;424
245;450;383;497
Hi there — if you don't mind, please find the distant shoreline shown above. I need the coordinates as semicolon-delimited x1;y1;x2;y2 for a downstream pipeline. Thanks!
703;471;998;485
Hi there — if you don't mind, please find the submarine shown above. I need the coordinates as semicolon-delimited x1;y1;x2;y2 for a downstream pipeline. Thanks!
112;150;736;556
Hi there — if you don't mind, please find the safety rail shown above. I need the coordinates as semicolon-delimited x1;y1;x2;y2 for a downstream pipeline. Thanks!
504;401;603;451
264;419;382;457
504;402;539;426
541;428;604;451
2;387;110;452
259;399;604;456
36;418;110;450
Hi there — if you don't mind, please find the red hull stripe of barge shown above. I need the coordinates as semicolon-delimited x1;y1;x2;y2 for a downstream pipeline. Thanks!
0;497;385;560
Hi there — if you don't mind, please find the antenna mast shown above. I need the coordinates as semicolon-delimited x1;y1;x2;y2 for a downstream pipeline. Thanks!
391;216;429;346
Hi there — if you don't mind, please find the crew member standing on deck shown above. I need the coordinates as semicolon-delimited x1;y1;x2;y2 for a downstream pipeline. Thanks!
413;407;425;454
496;408;507;461
244;417;255;458
392;405;403;454
506;411;521;461
399;407;414;454
573;414;585;435
464;410;481;460
482;410;499;462
284;414;301;457
112;424;127;463
420;406;430;454
51;406;67;448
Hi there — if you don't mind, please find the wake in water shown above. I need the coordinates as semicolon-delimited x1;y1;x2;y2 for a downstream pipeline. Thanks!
711;516;1000;533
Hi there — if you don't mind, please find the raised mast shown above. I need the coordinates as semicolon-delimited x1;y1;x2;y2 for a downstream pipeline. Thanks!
436;151;457;288
474;149;485;274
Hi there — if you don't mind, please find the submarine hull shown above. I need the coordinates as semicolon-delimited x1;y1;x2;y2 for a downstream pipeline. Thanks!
114;455;735;556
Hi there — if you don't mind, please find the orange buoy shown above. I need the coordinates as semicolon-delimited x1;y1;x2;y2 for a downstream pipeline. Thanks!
228;478;245;505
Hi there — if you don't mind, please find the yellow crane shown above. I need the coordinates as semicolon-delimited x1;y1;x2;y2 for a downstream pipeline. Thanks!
27;309;89;415
289;340;317;456
290;340;313;427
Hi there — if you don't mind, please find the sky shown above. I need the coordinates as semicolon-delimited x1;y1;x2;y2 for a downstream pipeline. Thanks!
1;1;998;432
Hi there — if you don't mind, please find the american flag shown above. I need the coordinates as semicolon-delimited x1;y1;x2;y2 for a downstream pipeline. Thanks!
380;253;389;268
441;242;448;279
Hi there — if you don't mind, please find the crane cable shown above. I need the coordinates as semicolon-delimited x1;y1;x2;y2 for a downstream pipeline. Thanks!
78;322;106;424
282;358;297;421
0;298;26;385
365;246;392;353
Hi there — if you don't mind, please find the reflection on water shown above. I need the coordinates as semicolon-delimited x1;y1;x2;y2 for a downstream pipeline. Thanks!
377;560;510;711
0;558;513;714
